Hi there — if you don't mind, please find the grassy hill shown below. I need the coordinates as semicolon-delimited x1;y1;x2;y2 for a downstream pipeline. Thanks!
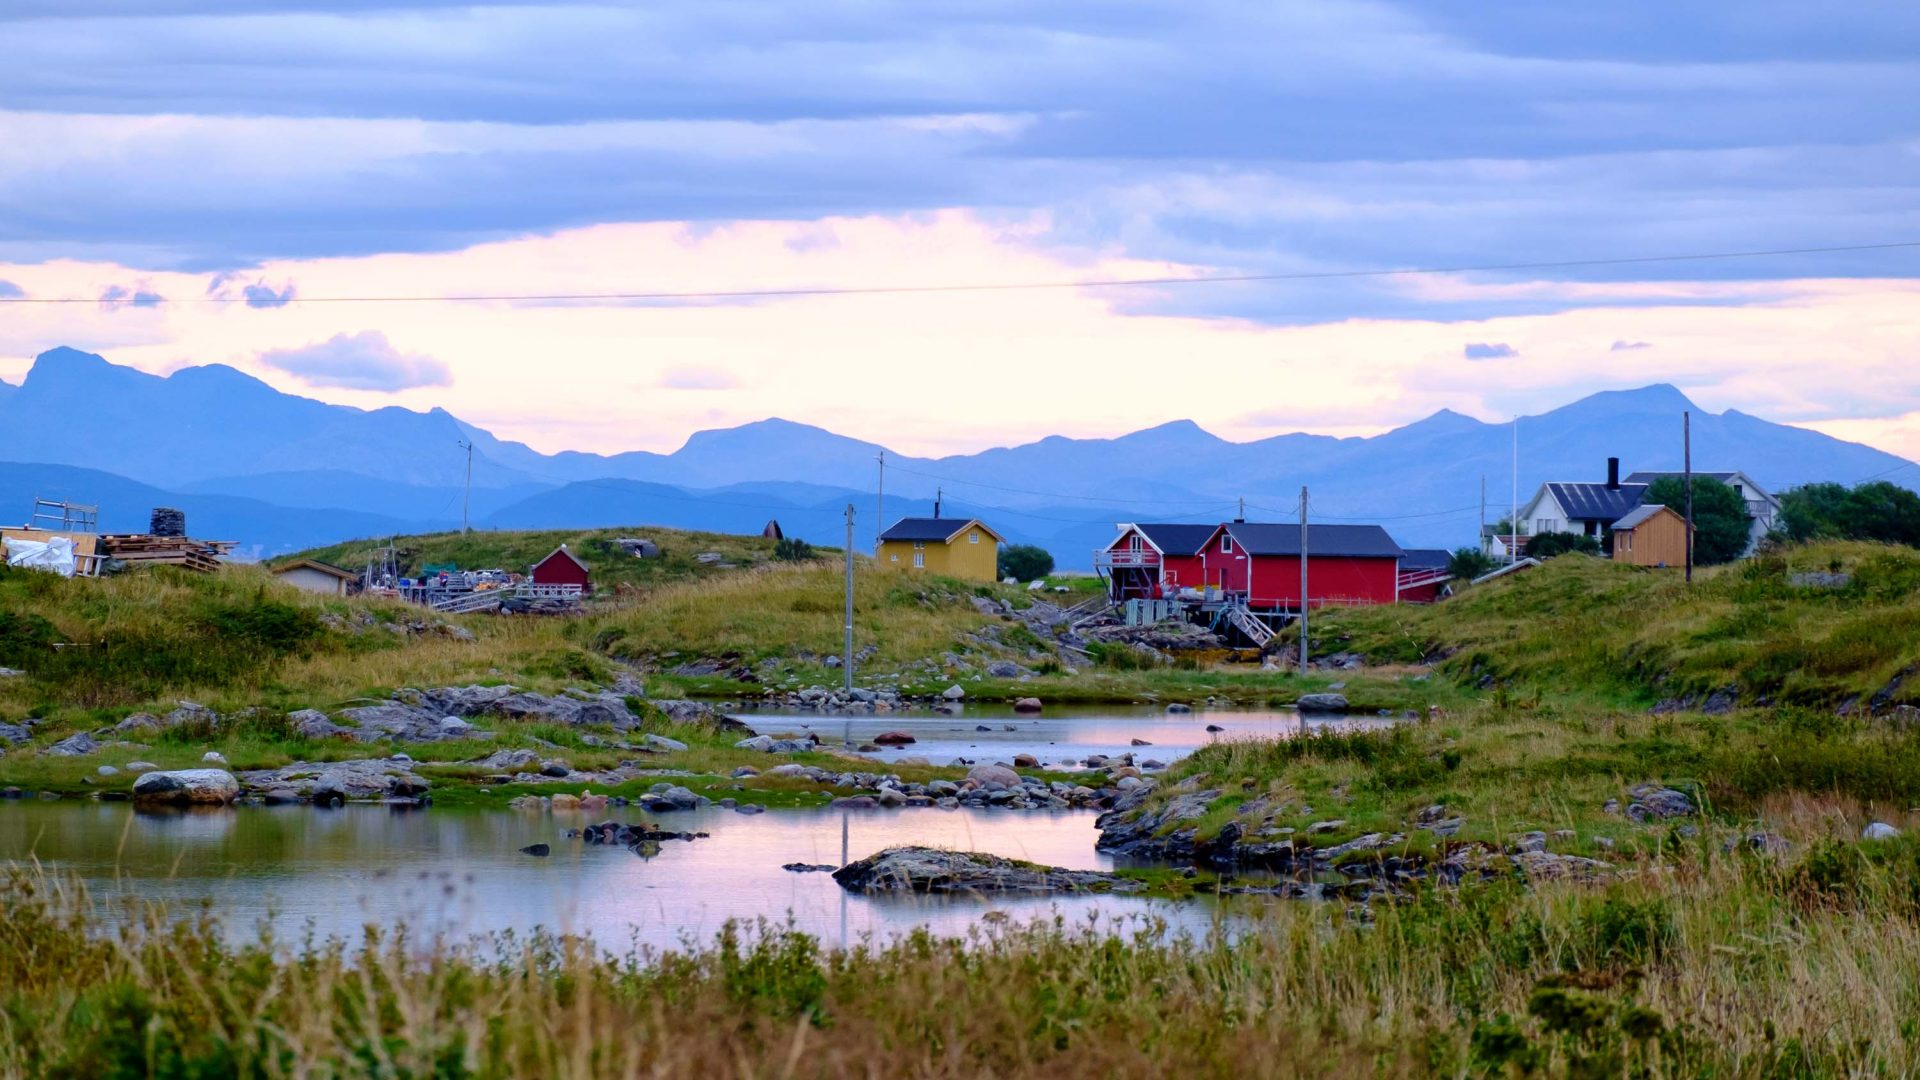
289;525;821;593
1320;541;1920;712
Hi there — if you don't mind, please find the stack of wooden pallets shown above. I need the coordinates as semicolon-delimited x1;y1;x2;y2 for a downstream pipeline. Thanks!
99;534;235;573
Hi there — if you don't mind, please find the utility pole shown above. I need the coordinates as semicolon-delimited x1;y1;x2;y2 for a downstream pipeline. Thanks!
843;503;856;702
1298;486;1310;672
874;450;886;552
1479;475;1487;558
1684;411;1694;584
1510;418;1519;565
933;487;942;518
1238;496;1245;521
457;439;474;532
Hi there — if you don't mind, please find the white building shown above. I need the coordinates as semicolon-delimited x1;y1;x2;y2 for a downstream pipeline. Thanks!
271;558;358;596
1624;470;1779;553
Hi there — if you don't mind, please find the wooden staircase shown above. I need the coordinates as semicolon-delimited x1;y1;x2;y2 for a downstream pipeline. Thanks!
1222;604;1275;647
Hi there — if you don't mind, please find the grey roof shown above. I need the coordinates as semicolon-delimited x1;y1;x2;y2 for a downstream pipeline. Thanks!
1612;503;1678;530
1129;523;1219;556
1398;547;1452;570
1544;482;1647;523
879;517;988;543
1623;470;1737;486
1219;523;1405;559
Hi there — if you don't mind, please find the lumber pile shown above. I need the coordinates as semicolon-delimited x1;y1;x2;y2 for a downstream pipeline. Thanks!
99;534;234;573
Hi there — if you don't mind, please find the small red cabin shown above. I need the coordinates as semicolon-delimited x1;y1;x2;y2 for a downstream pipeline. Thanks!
1095;523;1218;600
1198;522;1403;609
530;545;591;592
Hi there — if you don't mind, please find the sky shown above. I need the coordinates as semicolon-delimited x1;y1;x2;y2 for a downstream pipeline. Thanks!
1;1;1918;461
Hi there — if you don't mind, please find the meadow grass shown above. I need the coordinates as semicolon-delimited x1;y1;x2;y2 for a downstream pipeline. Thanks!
4;832;1920;1078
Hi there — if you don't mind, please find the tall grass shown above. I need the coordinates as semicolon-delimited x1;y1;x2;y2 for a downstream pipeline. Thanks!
3;838;1918;1078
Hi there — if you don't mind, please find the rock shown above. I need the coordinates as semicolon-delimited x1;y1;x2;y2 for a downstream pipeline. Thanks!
640;785;701;811
96;765;118;777
473;748;539;770
520;844;551;857
261;787;301;805
387;774;431;799
0;721;32;745
734;804;766;815
1012;753;1039;768
1863;821;1902;841
1295;693;1350;713
1624;784;1694;821
550;793;581;811
1013;697;1043;713
1204;724;1225;733
437;716;474;735
734;735;775;752
984;660;1027;679
1428;817;1465;838
1130;737;1152;746
540;760;572;778
872;731;916;746
641;733;689;753
1306;819;1346;835
288;709;351;739
131;769;240;806
1511;831;1548;854
941;684;966;701
832;847;1149;894
201;751;227;765
967;764;1021;788
125;761;157;772
1166;703;1192;715
874;786;908;807
831;796;878;809
784;862;838;873
45;732;99;757
113;713;162;735
1511;851;1612;882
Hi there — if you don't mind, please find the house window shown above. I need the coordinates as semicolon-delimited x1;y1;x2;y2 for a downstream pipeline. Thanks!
969;531;980;544
1221;535;1234;554
913;551;924;568
890;554;899;563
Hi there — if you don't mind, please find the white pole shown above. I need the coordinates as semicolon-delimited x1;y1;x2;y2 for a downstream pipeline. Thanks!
1510;418;1519;565
875;450;885;553
843;503;856;747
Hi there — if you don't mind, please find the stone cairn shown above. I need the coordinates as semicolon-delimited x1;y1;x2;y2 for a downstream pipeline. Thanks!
149;506;187;537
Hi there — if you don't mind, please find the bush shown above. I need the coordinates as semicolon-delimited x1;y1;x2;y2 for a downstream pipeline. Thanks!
1645;476;1750;564
1526;531;1602;558
1447;547;1497;580
997;544;1054;581
773;537;815;561
1780;480;1920;547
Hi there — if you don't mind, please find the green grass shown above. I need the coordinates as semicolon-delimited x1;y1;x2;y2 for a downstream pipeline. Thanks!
1321;541;1920;710
6;834;1920;1077
290;525;817;594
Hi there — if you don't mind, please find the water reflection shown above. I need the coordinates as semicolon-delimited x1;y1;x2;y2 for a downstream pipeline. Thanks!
1;801;1239;952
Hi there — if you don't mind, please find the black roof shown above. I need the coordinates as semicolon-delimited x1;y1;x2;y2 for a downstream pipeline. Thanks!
1624;470;1738;486
1129;523;1219;556
879;517;976;542
1398;547;1452;570
1219;523;1404;559
1543;482;1647;523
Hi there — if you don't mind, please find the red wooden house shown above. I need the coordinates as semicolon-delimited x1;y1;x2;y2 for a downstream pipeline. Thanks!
1094;523;1218;599
1197;522;1404;609
530;544;591;593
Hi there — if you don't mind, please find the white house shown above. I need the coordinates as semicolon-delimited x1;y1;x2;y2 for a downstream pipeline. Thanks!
272;558;358;596
1624;470;1779;553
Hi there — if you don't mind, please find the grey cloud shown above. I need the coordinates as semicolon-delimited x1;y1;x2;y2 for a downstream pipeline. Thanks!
1464;342;1518;360
0;280;22;298
99;285;164;307
1611;340;1653;351
258;330;451;390
243;282;296;308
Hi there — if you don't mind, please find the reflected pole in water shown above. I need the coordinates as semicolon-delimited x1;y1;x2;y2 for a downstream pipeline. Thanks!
839;810;850;950
844;502;856;749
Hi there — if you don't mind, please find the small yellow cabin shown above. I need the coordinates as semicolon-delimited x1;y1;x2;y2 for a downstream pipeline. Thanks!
1611;504;1691;567
876;517;1003;581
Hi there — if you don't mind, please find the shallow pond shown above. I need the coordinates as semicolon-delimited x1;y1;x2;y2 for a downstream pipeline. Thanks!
732;702;1395;768
0;706;1384;951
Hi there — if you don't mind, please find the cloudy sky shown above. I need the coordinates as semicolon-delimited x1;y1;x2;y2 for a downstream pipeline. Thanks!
2;1;1918;460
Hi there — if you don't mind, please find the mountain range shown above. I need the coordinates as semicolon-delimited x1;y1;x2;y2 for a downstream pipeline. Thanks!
1;346;1913;566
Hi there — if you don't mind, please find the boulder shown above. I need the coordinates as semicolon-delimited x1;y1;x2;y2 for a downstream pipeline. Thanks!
1166;703;1192;715
833;847;1148;894
131;769;240;806
984;660;1026;679
473;748;539;770
520;843;551;857
288;709;351;740
1012;753;1040;769
641;733;690;753
941;685;967;701
96;765;119;777
1624;785;1694;821
872;731;916;746
967;764;1021;788
1130;738;1152;746
734;735;776;752
1013;697;1043;713
202;751;227;765
1863;821;1902;841
113;713;162;735
125;761;158;772
1294;693;1350;713
45;732;99;757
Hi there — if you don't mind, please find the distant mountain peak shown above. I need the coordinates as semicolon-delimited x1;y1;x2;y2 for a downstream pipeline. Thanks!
1547;383;1703;417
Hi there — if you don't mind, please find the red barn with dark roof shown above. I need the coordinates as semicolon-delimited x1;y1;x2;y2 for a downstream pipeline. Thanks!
1095;522;1217;599
1198;522;1404;608
530;544;591;592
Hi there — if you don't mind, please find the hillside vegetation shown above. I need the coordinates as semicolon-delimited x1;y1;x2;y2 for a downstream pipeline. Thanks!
1321;541;1920;711
291;525;815;593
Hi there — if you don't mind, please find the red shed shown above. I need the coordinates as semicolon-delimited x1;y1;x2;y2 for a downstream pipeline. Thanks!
530;544;591;592
1095;523;1217;600
1198;522;1403;609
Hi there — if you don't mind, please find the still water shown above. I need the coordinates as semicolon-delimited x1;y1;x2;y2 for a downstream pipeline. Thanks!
0;707;1381;951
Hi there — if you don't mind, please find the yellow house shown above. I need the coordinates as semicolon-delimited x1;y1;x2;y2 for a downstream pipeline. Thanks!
876;517;1004;581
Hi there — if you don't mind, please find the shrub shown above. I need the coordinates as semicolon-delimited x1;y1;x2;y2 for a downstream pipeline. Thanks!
773;537;815;561
997;544;1054;581
1527;531;1602;558
1645;476;1751;564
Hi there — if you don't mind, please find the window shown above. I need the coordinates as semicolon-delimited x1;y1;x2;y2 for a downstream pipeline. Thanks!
1221;535;1234;554
969;531;980;544
890;554;899;563
913;551;924;568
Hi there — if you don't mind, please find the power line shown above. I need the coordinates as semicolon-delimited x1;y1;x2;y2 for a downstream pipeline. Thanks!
8;239;1916;305
886;462;1233;506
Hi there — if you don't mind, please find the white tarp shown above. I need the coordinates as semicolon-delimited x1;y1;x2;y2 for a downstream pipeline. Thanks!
4;535;77;577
